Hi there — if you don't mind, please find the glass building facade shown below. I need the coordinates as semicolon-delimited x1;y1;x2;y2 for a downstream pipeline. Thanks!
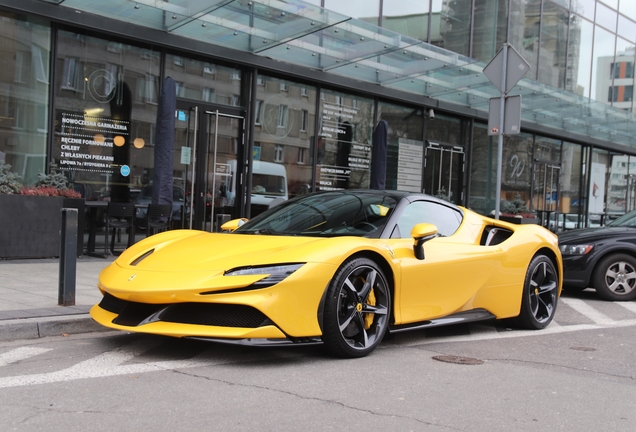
2;0;636;240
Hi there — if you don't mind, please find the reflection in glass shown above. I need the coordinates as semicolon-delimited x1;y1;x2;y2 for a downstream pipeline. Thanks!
317;89;374;191
567;15;594;97
323;0;379;23
472;0;508;62
595;2;617;32
432;0;471;56
539;1;569;88
571;0;596;22
254;75;316;207
0;13;50;186
381;0;429;42
591;25;616;102
54;30;160;201
377;101;423;192
561;142;583;216
610;38;635;111
469;122;497;215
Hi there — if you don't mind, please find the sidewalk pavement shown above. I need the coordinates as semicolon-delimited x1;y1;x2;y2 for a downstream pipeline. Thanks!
0;255;117;342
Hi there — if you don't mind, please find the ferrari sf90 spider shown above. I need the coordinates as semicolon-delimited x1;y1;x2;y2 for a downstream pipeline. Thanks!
91;190;562;358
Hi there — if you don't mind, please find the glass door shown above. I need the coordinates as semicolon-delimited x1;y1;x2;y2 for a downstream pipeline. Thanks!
423;141;464;204
532;162;561;231
175;102;244;231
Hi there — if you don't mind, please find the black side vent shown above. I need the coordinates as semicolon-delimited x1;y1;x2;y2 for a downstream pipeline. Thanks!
480;226;513;246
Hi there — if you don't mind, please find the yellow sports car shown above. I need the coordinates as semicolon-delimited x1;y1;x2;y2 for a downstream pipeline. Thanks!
91;190;562;358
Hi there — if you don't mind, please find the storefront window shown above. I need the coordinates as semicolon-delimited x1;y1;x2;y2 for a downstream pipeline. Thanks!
469;122;497;215
377;101;423;191
424;113;466;204
317;89;374;191
561;142;584;217
53;30;160;202
165;54;242;107
254;75;316;212
0;13;51;185
589;148;609;222
501;132;533;213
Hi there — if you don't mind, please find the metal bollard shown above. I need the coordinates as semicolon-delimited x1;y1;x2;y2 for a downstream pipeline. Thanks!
59;208;78;306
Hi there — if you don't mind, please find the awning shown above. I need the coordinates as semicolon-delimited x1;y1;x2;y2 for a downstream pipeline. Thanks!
39;0;636;149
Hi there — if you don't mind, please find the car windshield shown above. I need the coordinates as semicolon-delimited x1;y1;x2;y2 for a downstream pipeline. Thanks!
607;209;636;227
236;191;397;237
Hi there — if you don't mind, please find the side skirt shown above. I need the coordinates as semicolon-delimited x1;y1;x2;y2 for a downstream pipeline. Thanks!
389;309;496;334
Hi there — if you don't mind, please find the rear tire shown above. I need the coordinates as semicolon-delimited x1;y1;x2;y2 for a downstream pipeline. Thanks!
510;255;559;329
592;254;636;301
322;257;391;358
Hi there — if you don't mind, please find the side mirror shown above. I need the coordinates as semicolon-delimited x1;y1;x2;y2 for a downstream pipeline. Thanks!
221;218;248;232
411;223;438;260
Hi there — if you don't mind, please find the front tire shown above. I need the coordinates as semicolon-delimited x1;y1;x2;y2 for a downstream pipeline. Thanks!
592;254;636;301
510;255;559;329
322;257;391;358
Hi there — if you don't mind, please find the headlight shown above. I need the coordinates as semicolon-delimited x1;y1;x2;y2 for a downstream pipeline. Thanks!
224;263;304;287
559;244;593;255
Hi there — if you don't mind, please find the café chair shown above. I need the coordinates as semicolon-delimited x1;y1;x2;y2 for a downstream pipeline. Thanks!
144;203;172;237
105;202;136;256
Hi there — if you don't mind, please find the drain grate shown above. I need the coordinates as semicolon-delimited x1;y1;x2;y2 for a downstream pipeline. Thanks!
432;355;484;365
570;346;596;352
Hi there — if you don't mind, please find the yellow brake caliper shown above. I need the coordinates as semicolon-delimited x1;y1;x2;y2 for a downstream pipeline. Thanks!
364;279;376;329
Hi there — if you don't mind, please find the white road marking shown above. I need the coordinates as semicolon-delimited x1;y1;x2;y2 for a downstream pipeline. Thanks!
559;297;617;325
615;301;636;314
3;299;636;387
0;347;52;367
398;319;636;347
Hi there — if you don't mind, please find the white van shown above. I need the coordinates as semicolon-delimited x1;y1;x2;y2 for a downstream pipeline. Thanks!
219;160;288;216
250;160;288;206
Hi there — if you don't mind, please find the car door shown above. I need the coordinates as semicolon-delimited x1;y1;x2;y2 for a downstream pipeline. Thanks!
387;200;504;324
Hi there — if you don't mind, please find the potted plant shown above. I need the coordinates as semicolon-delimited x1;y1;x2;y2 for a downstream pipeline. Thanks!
498;194;539;224
0;164;84;259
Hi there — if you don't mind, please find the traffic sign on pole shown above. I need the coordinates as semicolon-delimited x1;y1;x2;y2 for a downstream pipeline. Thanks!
483;45;530;94
483;44;529;220
488;95;522;136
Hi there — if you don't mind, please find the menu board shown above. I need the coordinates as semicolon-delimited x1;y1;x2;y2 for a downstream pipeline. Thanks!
397;138;423;192
57;112;128;175
318;102;370;190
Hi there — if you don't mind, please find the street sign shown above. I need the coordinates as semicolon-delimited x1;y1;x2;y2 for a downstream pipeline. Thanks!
488;95;522;135
483;45;530;94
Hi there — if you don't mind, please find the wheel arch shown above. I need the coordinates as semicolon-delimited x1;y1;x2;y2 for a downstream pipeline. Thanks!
590;248;636;280
534;246;563;292
316;250;396;333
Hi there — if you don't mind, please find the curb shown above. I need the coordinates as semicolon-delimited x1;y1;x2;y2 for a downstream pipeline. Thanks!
0;314;111;342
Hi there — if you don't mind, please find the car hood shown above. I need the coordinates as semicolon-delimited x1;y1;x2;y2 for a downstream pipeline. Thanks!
558;226;636;243
113;230;361;272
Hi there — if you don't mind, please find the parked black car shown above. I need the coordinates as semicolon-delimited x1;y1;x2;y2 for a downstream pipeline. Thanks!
558;209;636;301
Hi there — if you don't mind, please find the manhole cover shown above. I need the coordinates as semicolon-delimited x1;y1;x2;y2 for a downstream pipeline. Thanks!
570;346;596;352
432;355;484;365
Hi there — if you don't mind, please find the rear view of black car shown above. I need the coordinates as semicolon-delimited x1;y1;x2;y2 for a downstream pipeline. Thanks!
558;210;636;301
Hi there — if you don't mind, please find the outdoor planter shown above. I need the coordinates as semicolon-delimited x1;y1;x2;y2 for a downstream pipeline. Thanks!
0;194;85;259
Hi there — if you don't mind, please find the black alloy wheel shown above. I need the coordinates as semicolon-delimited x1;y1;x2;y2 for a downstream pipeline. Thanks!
322;257;391;358
592;253;636;301
510;255;559;329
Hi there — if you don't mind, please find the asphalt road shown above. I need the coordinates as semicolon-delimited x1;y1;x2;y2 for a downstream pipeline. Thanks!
1;290;635;431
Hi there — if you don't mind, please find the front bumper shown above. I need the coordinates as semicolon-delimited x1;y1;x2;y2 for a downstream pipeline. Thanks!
91;294;298;342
